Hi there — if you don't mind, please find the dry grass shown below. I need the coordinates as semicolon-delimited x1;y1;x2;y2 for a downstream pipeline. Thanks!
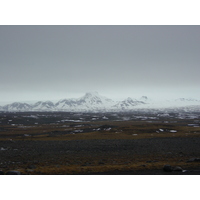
0;120;199;141
0;121;200;140
15;157;200;175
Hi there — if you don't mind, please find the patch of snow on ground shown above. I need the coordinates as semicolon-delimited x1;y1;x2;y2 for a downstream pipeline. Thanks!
63;120;82;122
93;128;101;131
91;118;98;120
73;130;83;133
188;124;199;126
74;125;84;127
170;130;177;133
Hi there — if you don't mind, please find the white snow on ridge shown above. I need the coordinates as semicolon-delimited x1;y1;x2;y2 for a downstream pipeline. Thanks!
0;92;200;112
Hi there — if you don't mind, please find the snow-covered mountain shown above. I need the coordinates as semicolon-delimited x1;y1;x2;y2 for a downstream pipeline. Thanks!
112;97;145;110
54;92;115;111
1;92;200;112
2;102;32;111
32;101;55;111
175;98;200;103
135;97;200;111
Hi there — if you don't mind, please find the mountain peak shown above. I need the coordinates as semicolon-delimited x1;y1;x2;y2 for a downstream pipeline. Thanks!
125;97;134;102
84;92;99;97
140;96;148;101
80;92;103;105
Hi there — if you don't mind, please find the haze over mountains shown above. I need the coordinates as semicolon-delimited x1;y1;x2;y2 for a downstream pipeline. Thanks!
1;92;200;112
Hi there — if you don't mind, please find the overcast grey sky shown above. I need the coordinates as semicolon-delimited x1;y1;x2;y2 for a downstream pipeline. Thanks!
0;25;200;103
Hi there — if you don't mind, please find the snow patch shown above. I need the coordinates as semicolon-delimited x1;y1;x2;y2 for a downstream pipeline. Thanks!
170;130;177;133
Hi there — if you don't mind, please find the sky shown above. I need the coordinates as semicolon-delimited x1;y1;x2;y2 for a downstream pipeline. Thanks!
0;25;200;104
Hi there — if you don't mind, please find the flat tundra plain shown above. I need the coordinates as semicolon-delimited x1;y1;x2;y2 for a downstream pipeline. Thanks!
0;111;200;175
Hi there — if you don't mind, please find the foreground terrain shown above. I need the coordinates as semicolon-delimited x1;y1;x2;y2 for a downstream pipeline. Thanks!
0;111;200;175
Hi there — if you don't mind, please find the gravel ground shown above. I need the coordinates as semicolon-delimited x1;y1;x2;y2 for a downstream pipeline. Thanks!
1;137;200;174
1;137;200;157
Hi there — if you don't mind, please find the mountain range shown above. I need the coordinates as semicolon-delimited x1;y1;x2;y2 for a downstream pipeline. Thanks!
1;92;200;112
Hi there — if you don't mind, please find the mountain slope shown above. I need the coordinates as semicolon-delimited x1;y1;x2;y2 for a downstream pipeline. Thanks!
32;101;55;111
1;92;200;112
112;97;145;110
2;102;32;111
55;92;115;111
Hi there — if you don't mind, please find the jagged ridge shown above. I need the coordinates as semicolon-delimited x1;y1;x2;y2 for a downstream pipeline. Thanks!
1;92;200;112
0;92;145;112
